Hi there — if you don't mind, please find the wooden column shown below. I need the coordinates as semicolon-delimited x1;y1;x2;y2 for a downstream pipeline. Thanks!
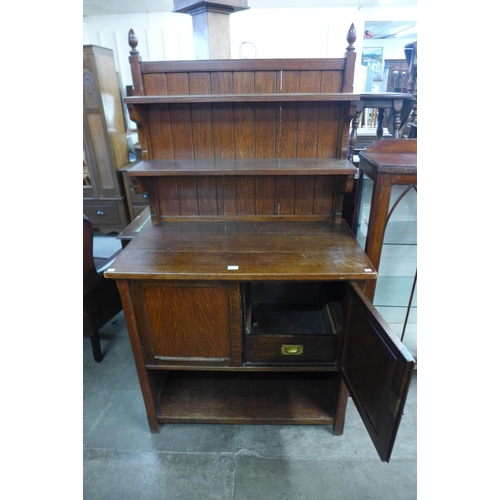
173;0;249;59
357;139;417;301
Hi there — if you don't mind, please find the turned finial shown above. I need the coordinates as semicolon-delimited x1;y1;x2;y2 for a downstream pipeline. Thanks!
346;23;356;52
129;29;139;55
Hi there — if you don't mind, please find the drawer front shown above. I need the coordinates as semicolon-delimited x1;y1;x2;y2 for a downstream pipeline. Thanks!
124;173;149;205
129;186;149;205
245;335;337;363
132;204;149;218
84;203;121;225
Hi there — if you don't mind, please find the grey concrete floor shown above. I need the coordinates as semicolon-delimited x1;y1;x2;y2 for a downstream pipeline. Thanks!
83;312;417;500
84;231;417;500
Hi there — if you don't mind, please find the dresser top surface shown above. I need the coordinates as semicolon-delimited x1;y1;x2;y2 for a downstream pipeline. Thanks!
106;220;376;282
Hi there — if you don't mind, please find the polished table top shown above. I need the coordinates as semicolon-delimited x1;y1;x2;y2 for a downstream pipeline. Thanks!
106;219;377;282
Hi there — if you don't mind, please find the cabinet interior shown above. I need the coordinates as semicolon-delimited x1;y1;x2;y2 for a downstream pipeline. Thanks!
140;280;348;424
155;370;338;425
243;281;344;365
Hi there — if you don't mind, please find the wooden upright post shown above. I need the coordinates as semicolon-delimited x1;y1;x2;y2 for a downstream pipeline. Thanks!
173;0;249;59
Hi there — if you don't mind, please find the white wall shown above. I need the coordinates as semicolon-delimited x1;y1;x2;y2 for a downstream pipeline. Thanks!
228;7;361;59
83;12;194;90
83;5;416;93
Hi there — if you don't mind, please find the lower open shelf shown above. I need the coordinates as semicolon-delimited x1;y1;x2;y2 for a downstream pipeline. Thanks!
156;371;336;425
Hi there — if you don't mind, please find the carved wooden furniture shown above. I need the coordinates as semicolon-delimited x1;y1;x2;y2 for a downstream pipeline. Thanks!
120;161;149;219
356;139;417;311
104;26;414;463
83;216;123;362
83;45;131;234
348;41;417;161
347;92;414;162
383;59;410;93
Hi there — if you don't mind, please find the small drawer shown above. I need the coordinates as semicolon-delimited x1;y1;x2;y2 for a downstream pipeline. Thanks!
84;203;121;225
245;335;337;363
243;282;341;364
128;179;150;205
131;204;149;218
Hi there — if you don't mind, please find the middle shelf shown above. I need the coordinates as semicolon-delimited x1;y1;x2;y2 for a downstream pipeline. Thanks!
125;92;361;104
127;158;357;176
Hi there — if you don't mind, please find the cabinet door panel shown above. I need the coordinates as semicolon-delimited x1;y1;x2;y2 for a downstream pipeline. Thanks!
132;282;239;364
341;282;414;462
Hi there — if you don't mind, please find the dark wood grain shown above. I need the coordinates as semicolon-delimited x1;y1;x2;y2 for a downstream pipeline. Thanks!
177;177;199;214
143;73;167;95
115;31;387;442
129;167;354;220
357;139;417;300
188;72;212;94
212;70;235;159
191;103;215;158
275;176;294;215
156;371;337;424
236;175;256;215
341;282;414;461
297;71;321;158
104;220;377;281
255;176;275;214
313;176;335;214
116;280;160;432
294;176;315;215
148;105;175;159
130;281;240;363
140;58;347;73
125;93;359;104
254;72;278;158
245;335;337;364
171;104;195;159
358;138;417;174
234;71;255;159
157;177;180;215
196;176;218;215
128;158;356;176
166;72;190;94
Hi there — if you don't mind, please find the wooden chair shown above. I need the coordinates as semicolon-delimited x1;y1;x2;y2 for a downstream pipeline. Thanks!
83;215;123;362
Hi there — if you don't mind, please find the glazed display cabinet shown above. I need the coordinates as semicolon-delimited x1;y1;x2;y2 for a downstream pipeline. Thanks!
356;139;417;358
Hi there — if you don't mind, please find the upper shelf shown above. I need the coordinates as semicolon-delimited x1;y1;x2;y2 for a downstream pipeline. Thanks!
127;158;357;176
124;92;361;105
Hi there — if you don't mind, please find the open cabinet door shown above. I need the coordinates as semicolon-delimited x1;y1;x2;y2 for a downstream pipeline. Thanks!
341;282;415;462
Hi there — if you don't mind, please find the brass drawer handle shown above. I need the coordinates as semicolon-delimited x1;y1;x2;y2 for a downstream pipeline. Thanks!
281;344;303;356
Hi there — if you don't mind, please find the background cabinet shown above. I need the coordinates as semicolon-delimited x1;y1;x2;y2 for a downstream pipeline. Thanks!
355;139;417;358
120;160;149;219
83;45;131;233
382;59;410;93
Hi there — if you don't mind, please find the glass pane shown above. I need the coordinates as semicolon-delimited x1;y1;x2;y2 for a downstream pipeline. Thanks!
356;175;417;358
83;149;91;186
355;174;374;250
